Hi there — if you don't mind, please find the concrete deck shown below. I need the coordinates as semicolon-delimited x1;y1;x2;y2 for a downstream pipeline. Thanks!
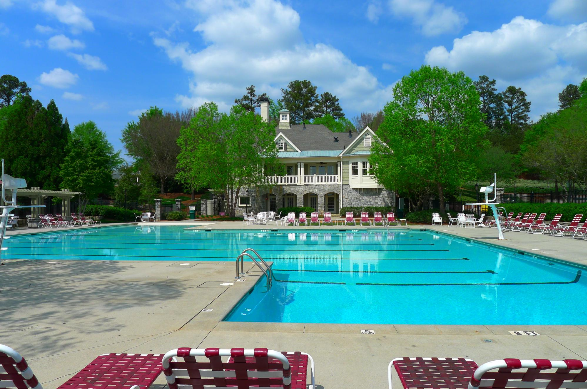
1;221;586;389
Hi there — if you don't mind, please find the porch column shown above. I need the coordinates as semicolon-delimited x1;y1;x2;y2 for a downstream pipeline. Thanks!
297;191;304;208
62;197;71;218
155;199;161;221
298;162;304;185
318;192;325;213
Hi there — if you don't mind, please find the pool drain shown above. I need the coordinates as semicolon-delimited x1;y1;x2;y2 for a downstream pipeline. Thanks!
361;329;375;335
509;331;539;336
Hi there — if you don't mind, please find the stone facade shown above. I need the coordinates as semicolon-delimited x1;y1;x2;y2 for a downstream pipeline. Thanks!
341;185;395;208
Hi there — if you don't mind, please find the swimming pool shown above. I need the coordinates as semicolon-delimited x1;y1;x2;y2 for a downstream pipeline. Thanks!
4;226;586;325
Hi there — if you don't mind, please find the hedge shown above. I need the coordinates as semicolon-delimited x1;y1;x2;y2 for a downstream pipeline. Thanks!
84;205;139;222
339;207;395;217
495;202;587;222
165;211;185;221
276;206;314;217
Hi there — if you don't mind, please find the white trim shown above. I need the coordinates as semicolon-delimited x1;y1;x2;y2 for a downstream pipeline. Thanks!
274;132;301;152
338;126;378;157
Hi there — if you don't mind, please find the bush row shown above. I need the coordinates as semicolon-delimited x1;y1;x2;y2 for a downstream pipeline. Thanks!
339;207;395;217
84;205;139;222
497;202;587;222
276;207;315;217
164;211;185;221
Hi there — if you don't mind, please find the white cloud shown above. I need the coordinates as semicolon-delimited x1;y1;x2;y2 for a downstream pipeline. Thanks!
425;16;587;119
129;109;148;116
35;24;56;34
48;34;85;50
548;0;587;23
382;63;396;71
92;102;109;110
24;39;44;47
62;91;83;100
388;0;467;36
154;0;394;113
0;23;9;35
0;0;12;9
39;68;79;88
366;1;382;24
68;53;107;70
33;0;94;34
425;17;587;80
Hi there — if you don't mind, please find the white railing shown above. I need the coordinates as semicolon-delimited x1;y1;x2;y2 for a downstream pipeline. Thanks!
304;175;339;184
265;175;298;185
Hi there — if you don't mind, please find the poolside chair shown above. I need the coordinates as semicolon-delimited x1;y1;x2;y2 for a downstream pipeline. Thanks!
141;212;154;222
361;212;370;225
557;214;584;236
447;212;459;225
0;343;164;389
386;213;397;226
162;347;315;389
323;212;332;225
285;212;296;225
298;212;307;226
310;212;320;225
573;221;587;239
388;357;587;389
527;213;547;233
374;212;383;225
345;212;356;225
534;214;562;234
431;213;442;225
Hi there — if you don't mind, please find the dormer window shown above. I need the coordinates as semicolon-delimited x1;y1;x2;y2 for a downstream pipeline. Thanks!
364;135;372;147
281;114;288;121
277;140;285;151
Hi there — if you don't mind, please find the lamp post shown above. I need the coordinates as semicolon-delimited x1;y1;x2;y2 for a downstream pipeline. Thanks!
244;189;249;215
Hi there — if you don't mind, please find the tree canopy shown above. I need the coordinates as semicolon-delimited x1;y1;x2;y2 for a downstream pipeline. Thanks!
60;121;122;207
312;114;354;133
0;95;69;189
370;65;487;212
281;80;318;124
314;92;344;119
176;103;281;217
501;86;531;127
122;107;194;193
559;84;581;110
234;85;268;113
0;75;31;108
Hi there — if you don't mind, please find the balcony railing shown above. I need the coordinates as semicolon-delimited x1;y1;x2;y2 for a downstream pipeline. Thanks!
304;175;339;184
265;174;340;185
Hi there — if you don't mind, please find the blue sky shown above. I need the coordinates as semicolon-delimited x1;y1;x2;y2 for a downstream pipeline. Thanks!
1;0;586;156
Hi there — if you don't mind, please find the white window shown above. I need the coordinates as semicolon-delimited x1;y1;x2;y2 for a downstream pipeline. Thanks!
364;135;372;147
318;166;326;175
281;114;288;121
351;162;358;176
309;166;317;175
362;161;369;176
277;140;285;151
239;196;251;206
327;165;334;175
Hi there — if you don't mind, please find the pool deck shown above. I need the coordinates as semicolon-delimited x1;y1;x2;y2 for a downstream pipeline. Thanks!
1;221;586;389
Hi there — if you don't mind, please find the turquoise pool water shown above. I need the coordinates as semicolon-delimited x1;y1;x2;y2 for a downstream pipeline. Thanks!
4;226;586;325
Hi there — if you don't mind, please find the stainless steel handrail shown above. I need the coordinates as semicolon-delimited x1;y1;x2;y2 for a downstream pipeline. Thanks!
236;248;273;289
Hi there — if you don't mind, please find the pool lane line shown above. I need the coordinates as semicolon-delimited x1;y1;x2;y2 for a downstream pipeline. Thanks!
354;270;581;286
6;246;449;252
273;269;495;274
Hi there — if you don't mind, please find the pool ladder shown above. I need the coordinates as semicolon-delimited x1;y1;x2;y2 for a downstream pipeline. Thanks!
236;248;273;289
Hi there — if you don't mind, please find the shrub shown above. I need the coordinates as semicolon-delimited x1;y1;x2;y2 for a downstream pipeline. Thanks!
339;206;394;218
84;205;138;222
165;211;185;221
277;206;314;217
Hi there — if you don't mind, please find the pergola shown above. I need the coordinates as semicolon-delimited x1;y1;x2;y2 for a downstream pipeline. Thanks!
4;187;81;218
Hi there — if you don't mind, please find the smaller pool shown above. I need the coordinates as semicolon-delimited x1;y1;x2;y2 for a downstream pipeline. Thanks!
224;230;587;325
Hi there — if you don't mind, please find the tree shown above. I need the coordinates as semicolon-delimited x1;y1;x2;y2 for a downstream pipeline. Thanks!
268;98;285;123
0;95;69;189
501;86;531;127
281;80;318;124
579;78;587;96
61;121;122;210
559;84;581;110
370;65;487;213
314;92;344;119
234;85;268;113
0;75;31;108
352;111;384;132
474;75;506;129
312;114;354;133
176;103;281;217
122;107;195;194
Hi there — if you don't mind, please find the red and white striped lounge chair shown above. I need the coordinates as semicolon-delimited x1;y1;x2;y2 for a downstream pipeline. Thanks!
323;212;332;225
361;212;370;225
386;213;396;226
558;214;584;236
310;212;320;225
512;213;536;232
573;221;587;239
388;357;587;389
297;212;307;226
0;343;164;389
534;214;562;234
345;212;356;225
162;347;315;389
374;212;383;225
525;213;546;233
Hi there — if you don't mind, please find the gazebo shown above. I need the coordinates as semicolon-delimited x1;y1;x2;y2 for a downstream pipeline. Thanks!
6;187;81;218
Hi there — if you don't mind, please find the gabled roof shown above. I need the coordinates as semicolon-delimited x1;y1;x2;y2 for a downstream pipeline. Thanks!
275;132;301;152
338;126;378;157
274;124;357;152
